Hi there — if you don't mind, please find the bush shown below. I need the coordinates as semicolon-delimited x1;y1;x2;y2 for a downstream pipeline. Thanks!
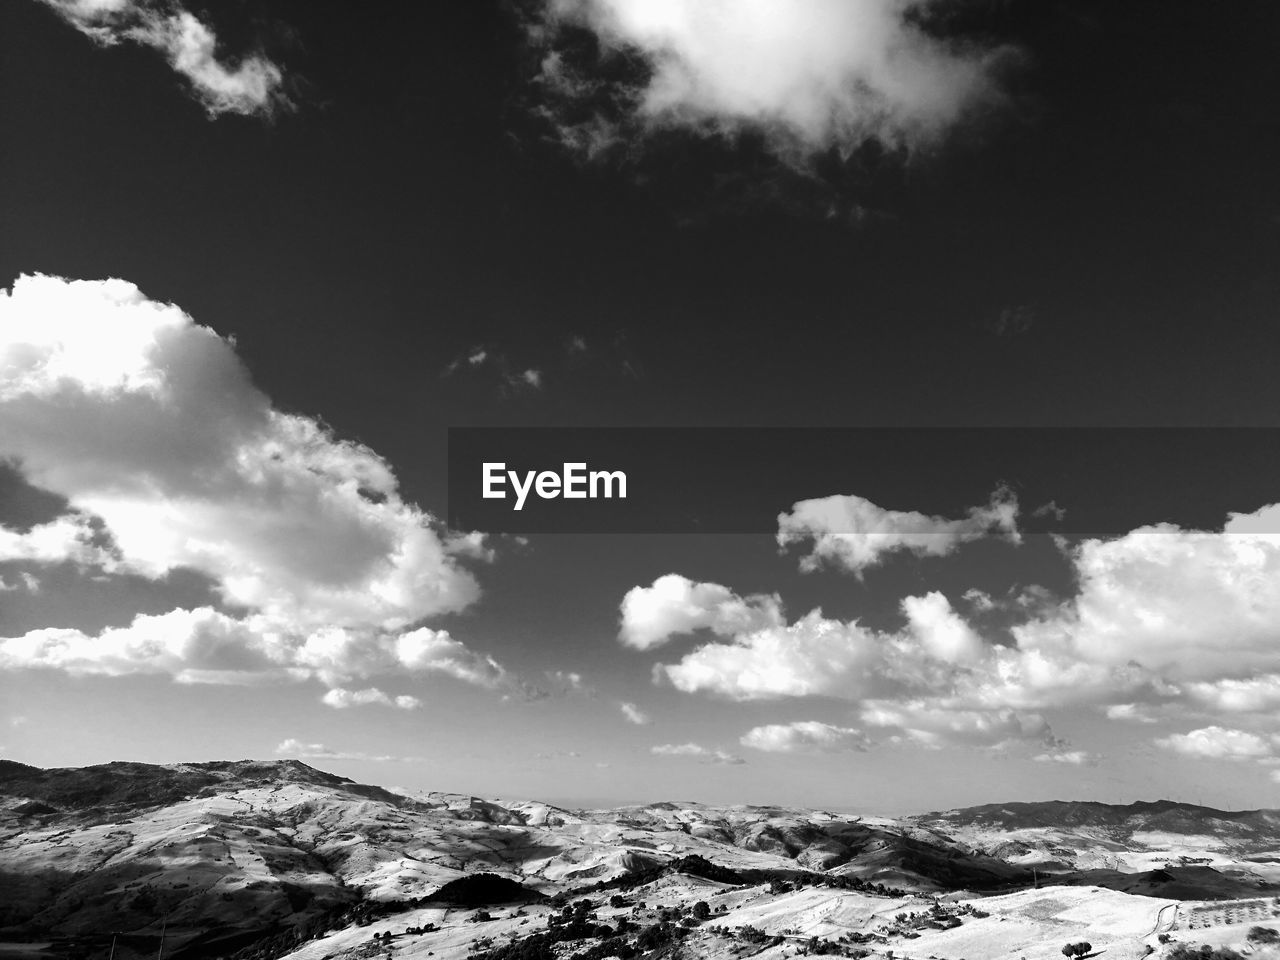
1248;927;1280;945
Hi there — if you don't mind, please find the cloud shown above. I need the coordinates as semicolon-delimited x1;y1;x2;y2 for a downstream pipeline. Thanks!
651;742;745;765
740;721;869;754
274;738;402;763
443;346;544;395
321;687;422;710
35;1;291;118
659;608;882;700
859;701;1056;750
1014;512;1280;683
1033;750;1101;766
644;498;1280;768
777;486;1019;574
619;573;784;650
528;0;1008;163
1155;726;1280;763
619;701;651;725
0;274;525;695
547;670;595;697
902;591;985;665
0;514;118;569
1104;703;1159;724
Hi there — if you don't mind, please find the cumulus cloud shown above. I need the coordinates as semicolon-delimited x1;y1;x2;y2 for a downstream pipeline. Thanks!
274;738;403;763
635;498;1280;769
619;701;651;725
0;274;524;697
660;609;882;700
1014;513;1280;684
321;687;422;710
619;573;783;650
651;742;745;764
0;514;117;569
740;721;869;754
35;0;291;118
1156;726;1280;763
529;0;1008;162
777;486;1019;574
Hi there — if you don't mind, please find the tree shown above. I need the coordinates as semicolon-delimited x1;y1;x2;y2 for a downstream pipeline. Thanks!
692;901;711;921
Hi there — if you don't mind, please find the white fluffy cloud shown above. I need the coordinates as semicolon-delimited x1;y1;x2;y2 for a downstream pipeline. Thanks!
651;742;745;765
1156;726;1280;763
619;573;783;650
35;1;291;117
322;687;422;710
740;721;869;754
0;274;520;697
777;486;1019;574
533;0;1006;160
1015;519;1280;682
630;498;1280;768
660;608;883;700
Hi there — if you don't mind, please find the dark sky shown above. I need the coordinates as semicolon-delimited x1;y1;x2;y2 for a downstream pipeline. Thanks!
3;0;1280;810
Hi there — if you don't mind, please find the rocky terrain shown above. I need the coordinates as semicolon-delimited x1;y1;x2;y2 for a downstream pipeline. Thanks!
2;760;1279;960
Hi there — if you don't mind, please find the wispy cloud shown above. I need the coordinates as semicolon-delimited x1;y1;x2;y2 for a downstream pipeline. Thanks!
274;738;406;763
34;0;292;118
619;701;651;725
651;742;744;765
740;721;869;754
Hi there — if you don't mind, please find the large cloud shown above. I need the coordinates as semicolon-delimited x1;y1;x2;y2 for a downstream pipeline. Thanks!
530;0;1007;161
35;0;291;118
0;275;519;698
777;486;1019;574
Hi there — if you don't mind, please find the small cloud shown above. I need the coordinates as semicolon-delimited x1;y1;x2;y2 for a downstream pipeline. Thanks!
777;485;1020;576
619;701;651;725
1105;703;1159;724
566;336;587;354
961;588;995;612
740;721;870;754
274;738;404;762
534;749;583;760
619;573;784;650
1033;750;1102;766
321;687;422;710
546;670;596;697
650;742;744;765
986;304;1037;337
443;346;545;396
1032;500;1067;522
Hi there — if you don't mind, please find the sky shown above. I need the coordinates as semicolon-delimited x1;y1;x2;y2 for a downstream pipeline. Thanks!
2;0;1280;814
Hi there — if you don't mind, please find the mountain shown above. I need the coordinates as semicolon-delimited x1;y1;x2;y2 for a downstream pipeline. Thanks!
2;762;1279;960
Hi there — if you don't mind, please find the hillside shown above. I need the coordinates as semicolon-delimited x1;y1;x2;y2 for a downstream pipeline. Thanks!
2;762;1279;960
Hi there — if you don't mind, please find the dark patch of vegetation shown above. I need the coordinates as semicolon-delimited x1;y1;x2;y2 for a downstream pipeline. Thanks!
431;873;547;906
